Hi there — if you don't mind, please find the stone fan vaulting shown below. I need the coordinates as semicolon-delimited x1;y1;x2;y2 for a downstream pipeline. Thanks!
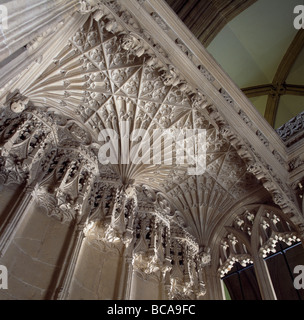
0;0;303;300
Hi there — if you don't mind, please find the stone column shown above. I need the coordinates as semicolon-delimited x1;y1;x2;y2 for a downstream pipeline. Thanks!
50;222;87;300
252;252;277;300
163;272;171;300
116;244;135;300
159;272;169;300
46;168;96;300
115;248;127;300
249;205;277;300
0;183;35;257
202;267;222;300
124;257;134;300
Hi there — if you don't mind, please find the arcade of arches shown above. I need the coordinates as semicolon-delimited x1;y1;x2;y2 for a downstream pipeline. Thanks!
0;0;304;300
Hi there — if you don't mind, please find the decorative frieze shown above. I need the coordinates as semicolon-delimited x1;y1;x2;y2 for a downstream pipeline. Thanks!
276;111;304;145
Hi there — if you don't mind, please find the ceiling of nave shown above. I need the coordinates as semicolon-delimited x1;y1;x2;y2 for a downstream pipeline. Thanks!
4;12;269;246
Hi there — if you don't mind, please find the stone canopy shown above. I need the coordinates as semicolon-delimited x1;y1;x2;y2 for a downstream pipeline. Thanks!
0;0;303;300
